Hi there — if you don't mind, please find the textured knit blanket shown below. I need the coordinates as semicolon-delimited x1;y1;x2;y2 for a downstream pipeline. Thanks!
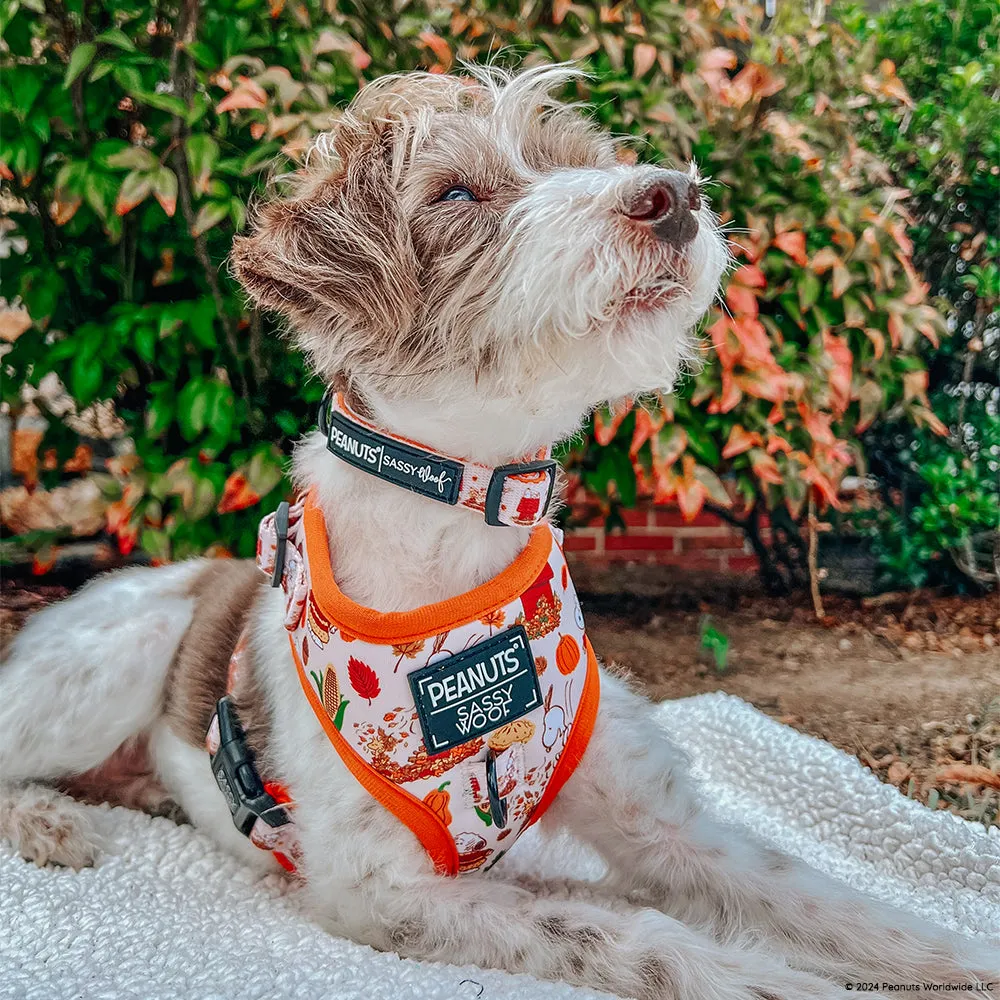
2;692;998;1000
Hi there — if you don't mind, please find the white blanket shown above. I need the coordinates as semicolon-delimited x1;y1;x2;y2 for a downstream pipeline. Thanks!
2;692;997;1000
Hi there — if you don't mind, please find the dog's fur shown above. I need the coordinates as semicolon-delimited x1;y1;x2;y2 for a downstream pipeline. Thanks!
1;65;995;998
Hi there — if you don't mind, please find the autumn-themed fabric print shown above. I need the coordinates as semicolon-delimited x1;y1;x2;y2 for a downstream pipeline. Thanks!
255;494;599;876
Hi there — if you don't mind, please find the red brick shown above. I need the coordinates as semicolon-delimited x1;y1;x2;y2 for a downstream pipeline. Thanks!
620;507;651;527
600;550;658;563
604;533;676;552
652;507;723;528
563;533;597;552
726;554;760;572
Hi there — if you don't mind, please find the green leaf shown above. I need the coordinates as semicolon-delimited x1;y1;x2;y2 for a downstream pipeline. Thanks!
191;201;229;237
95;28;136;51
145;393;174;438
177;377;212;440
185;134;219;195
134;326;156;363
797;270;821;312
151;165;178;216
64;43;96;88
137;90;187;116
692;464;731;506
89;60;116;83
70;352;103;406
114;170;154;215
106;146;158;171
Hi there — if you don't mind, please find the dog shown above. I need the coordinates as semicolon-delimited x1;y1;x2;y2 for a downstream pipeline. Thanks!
1;64;995;999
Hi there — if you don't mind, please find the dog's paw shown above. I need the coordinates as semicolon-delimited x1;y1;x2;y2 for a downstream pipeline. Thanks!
1;785;103;869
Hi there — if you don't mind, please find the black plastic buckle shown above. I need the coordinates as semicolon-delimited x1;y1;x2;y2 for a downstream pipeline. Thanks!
484;460;557;528
485;748;509;828
208;696;288;838
270;500;290;588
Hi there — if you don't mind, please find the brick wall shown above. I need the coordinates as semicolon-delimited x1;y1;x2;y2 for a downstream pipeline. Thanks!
564;504;760;574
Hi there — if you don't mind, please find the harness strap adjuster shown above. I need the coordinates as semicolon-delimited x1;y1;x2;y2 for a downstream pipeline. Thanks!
270;500;290;588
484;748;509;827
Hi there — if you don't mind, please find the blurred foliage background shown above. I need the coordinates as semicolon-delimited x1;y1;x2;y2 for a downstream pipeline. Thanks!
0;0;996;593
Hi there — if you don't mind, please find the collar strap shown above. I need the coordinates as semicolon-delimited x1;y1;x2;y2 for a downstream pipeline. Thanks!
319;393;557;528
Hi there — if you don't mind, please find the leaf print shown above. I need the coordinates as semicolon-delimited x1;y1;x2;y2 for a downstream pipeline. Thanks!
431;631;449;656
391;638;425;673
480;608;505;634
535;655;548;676
310;670;323;701
301;635;309;666
333;699;349;731
347;656;380;705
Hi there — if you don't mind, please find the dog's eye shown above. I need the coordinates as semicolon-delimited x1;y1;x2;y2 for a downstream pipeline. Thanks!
437;186;478;203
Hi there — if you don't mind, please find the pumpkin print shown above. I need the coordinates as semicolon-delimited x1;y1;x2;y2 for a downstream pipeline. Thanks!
423;782;452;825
556;633;580;675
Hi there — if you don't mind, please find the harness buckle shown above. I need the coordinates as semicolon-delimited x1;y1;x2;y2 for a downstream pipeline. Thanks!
484;460;558;528
208;696;288;837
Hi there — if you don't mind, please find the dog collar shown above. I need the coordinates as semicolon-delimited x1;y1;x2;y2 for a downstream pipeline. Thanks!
319;393;557;528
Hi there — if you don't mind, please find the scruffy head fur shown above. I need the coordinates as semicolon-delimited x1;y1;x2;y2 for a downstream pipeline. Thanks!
231;63;728;430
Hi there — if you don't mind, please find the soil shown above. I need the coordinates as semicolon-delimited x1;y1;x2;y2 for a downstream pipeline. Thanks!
573;563;1000;827
3;569;999;826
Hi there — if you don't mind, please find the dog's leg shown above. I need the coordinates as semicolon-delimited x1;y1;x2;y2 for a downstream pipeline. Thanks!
542;669;999;985
296;803;844;1000
0;562;203;866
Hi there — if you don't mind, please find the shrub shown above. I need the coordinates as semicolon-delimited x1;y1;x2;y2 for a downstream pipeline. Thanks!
0;0;949;588
845;0;999;589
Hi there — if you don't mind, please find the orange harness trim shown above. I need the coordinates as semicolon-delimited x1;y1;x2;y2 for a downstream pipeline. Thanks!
214;494;601;878
289;634;462;875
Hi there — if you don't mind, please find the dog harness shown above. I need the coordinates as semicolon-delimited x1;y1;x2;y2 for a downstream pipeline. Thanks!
207;400;600;877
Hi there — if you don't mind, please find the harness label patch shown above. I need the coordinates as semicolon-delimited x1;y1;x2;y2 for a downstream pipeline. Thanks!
408;626;541;755
326;411;462;505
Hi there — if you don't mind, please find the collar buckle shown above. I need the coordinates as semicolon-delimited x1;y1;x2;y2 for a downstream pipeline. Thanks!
484;460;558;528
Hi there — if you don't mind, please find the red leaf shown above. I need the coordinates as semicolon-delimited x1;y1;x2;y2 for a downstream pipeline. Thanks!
722;424;762;460
348;656;381;704
772;231;808;266
733;264;766;288
216;76;267;114
217;472;261;514
630;407;666;458
749;448;783;486
594;402;633;446
823;331;853;417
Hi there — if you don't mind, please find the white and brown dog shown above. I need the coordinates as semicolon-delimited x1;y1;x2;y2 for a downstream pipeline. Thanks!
1;65;995;999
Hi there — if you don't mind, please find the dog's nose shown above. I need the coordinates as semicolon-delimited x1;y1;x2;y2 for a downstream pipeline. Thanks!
623;171;701;247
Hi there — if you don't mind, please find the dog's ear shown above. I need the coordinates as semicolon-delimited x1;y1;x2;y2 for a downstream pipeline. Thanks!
230;117;420;353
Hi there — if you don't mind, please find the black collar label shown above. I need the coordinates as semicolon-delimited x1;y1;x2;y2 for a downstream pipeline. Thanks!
408;626;541;755
326;411;462;505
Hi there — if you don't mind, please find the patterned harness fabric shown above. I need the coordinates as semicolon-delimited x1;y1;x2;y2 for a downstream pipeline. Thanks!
218;493;600;877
